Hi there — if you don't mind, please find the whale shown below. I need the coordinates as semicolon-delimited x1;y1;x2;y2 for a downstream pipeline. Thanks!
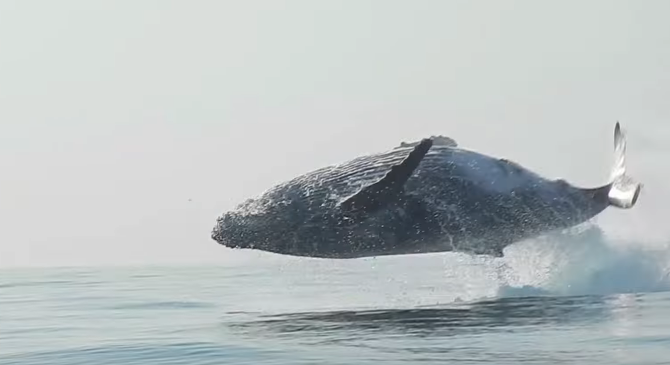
211;123;642;258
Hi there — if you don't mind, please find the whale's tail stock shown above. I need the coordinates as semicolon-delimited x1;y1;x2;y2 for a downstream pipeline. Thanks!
607;122;642;209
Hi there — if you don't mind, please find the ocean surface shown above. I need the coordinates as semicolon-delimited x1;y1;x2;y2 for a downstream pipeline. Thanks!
2;225;670;365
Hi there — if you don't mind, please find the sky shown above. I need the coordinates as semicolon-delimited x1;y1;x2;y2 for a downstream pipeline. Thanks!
1;0;670;267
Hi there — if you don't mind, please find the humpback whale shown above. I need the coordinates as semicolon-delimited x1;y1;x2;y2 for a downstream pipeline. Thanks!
212;123;641;258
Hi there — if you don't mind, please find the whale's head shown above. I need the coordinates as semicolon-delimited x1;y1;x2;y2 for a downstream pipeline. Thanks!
211;211;248;249
211;196;315;254
211;197;279;251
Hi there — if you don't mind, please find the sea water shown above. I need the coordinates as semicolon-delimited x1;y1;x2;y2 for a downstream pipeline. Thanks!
2;225;670;365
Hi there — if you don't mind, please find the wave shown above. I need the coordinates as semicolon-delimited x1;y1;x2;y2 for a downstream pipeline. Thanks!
230;295;612;342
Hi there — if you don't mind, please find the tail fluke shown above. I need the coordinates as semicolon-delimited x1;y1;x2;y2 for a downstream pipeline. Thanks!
607;122;642;209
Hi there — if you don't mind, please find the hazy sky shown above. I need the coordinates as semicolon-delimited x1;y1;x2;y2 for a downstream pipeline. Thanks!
1;1;670;267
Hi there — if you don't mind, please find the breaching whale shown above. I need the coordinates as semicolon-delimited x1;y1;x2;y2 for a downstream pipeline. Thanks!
212;123;641;258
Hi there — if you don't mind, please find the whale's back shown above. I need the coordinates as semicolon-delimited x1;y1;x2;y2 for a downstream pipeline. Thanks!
235;145;463;218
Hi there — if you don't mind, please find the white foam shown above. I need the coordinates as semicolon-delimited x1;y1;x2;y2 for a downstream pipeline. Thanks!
492;224;670;298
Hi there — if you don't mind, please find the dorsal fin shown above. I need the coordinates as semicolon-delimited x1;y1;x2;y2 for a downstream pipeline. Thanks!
398;135;457;149
339;138;433;219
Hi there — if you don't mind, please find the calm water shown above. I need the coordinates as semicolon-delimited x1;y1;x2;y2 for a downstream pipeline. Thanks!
2;226;670;364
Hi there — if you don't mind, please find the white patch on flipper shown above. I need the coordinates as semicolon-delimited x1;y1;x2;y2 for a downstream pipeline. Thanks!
608;122;642;209
610;122;627;182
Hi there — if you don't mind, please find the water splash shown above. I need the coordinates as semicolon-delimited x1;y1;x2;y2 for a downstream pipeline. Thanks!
493;224;670;298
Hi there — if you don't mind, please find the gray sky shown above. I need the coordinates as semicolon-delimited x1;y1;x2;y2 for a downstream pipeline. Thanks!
1;1;669;267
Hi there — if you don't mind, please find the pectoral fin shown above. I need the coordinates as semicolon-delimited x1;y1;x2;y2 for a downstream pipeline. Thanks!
339;138;433;218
